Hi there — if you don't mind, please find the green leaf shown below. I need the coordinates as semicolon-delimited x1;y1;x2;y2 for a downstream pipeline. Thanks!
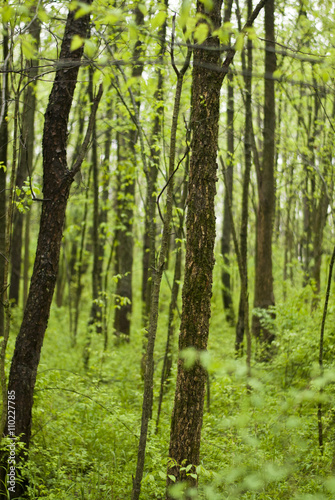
37;7;49;23
84;39;97;58
151;10;167;30
138;3;148;16
194;23;209;44
235;32;245;52
21;38;35;59
179;0;192;29
2;5;14;23
201;0;214;11
180;347;198;369
104;9;122;24
168;474;176;482
70;35;84;52
74;3;92;19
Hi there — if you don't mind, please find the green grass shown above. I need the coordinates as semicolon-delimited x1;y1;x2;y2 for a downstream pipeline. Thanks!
5;250;335;499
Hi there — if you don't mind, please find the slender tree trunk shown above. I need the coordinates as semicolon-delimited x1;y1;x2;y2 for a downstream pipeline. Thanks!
142;1;168;325
0;5;100;497
252;0;276;354
235;0;253;354
221;71;235;325
10;16;40;305
73;167;91;346
23;208;31;308
114;8;144;339
156;165;188;433
84;70;103;368
131;31;192;500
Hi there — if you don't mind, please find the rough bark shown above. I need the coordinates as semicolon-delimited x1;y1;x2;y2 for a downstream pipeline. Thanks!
252;0;276;352
167;0;268;493
0;4;98;497
167;0;224;491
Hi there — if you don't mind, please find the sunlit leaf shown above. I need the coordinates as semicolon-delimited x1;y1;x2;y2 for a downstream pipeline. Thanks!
70;35;84;52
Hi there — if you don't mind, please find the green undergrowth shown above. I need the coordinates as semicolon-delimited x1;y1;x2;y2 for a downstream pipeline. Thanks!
5;267;335;499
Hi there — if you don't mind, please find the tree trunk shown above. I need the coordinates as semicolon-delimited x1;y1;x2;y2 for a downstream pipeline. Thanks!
235;0;253;354
9;16;41;305
252;0;276;354
131;31;192;500
84;69;103;368
114;7;144;339
221;71;235;325
0;4;99;497
167;0;267;493
156;164;188;433
167;0;224;491
142;1;168;325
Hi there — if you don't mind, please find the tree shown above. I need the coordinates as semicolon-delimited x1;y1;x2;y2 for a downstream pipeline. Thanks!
9;13;41;306
252;0;276;354
0;3;101;496
167;0;268;495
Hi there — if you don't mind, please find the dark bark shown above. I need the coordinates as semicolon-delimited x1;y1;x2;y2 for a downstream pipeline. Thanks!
302;81;319;287
252;0;276;353
10;17;41;305
23;208;31;308
0;5;99;497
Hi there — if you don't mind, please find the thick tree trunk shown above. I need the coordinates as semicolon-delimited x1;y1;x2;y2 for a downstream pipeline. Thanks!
167;0;268;493
252;0;276;353
0;4;97;497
